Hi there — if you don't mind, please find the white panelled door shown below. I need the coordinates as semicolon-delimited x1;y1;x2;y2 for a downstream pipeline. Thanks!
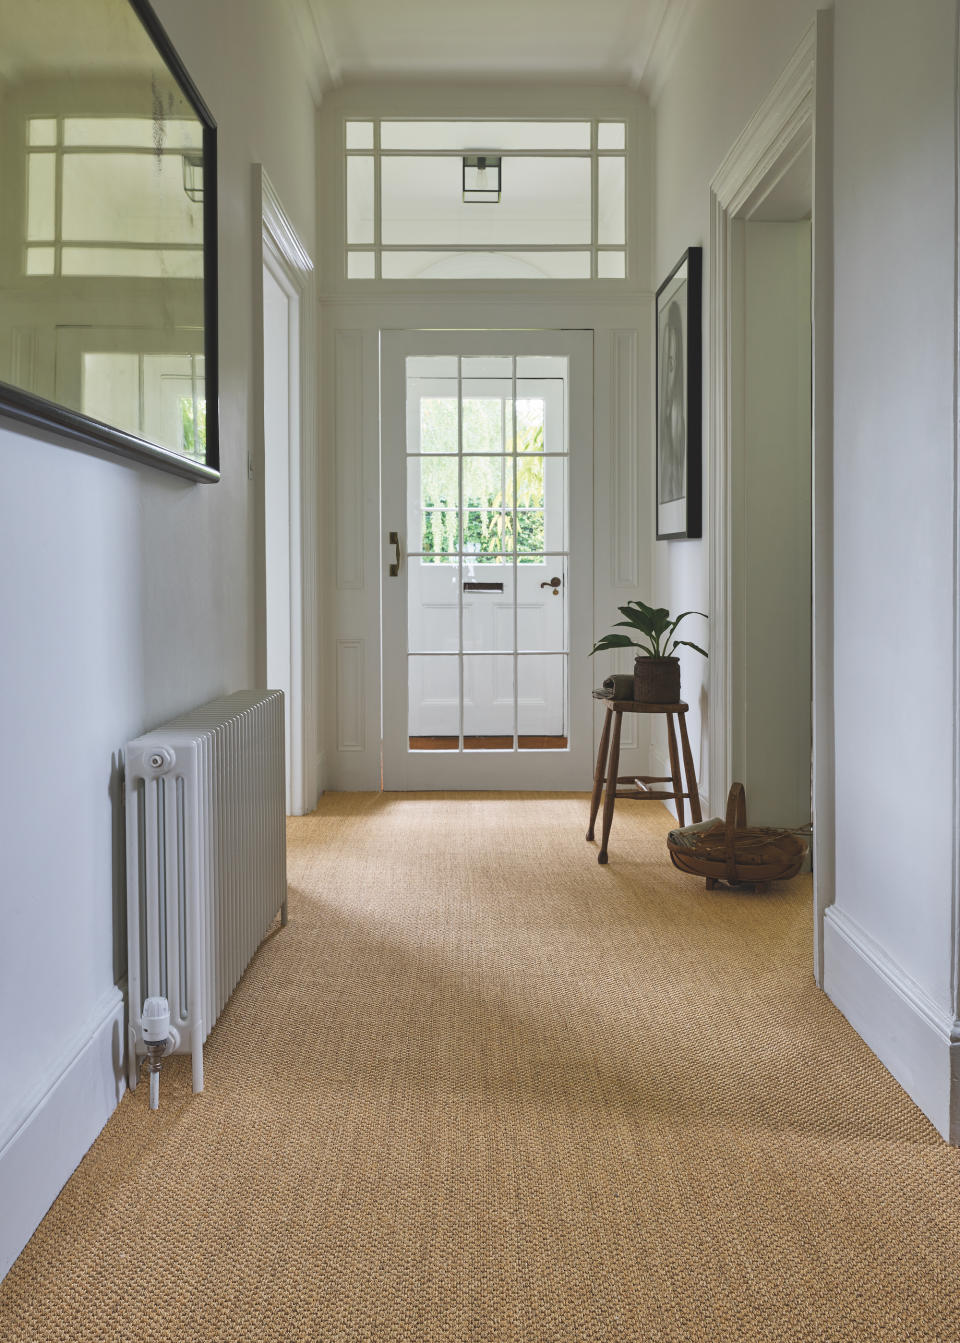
381;330;593;789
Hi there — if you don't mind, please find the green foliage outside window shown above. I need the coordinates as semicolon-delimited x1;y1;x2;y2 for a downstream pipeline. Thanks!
179;396;207;460
417;395;548;561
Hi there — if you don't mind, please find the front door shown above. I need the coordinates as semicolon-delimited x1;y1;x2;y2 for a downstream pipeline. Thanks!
381;330;593;789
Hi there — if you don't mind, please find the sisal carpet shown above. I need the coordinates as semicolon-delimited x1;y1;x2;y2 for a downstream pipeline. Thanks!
2;792;959;1341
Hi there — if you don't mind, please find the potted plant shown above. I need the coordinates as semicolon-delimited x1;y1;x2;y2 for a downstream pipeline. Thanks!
590;600;707;703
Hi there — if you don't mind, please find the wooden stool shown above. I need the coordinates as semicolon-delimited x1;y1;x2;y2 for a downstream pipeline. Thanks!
586;699;702;864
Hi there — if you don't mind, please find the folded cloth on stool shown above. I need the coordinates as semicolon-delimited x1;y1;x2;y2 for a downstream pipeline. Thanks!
595;673;636;700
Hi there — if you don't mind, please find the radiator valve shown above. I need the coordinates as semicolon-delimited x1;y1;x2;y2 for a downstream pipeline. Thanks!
141;996;170;1112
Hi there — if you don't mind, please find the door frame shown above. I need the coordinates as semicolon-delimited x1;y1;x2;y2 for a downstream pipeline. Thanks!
253;165;319;815
380;327;595;790
708;16;834;983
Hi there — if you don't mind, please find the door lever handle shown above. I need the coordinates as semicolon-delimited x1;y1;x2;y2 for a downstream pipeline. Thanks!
389;531;401;577
540;575;562;593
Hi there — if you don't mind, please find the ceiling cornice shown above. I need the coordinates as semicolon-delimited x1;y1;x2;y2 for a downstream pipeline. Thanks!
634;0;697;102
284;0;342;103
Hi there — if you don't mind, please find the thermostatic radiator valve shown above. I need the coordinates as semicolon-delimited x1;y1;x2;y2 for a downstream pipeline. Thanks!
141;996;170;1111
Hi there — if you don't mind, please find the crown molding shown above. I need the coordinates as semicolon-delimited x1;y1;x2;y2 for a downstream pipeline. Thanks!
283;0;341;103
635;0;698;103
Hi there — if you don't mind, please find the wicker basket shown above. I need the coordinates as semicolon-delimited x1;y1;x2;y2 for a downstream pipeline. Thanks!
667;782;807;891
634;656;680;704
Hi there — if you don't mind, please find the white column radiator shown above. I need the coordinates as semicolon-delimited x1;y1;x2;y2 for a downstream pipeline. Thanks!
125;690;287;1102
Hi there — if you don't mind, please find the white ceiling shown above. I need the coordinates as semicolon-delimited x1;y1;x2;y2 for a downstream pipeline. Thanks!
294;0;685;91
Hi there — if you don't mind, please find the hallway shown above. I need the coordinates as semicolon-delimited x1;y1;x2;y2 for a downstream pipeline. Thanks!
2;796;957;1341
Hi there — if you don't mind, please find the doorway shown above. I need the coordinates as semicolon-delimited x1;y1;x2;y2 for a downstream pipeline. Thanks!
731;209;812;830
255;166;317;816
380;329;594;790
708;17;833;981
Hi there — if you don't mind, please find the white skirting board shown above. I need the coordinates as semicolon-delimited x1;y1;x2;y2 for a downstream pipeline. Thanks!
0;988;125;1282
823;906;960;1144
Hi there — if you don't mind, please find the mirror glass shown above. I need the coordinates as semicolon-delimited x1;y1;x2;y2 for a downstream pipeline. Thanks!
0;0;217;475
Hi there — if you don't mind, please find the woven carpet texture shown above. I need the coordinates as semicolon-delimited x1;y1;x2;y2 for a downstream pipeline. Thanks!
1;792;959;1341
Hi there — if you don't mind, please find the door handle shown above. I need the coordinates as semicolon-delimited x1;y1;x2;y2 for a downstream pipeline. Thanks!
388;531;401;577
540;575;562;594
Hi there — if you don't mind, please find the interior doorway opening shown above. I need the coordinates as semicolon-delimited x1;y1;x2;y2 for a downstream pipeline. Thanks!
730;156;813;834
254;166;317;817
708;19;833;983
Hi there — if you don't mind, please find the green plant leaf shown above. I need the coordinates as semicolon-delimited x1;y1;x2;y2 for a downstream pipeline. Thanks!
616;605;654;633
671;639;709;658
589;633;643;656
664;609;708;639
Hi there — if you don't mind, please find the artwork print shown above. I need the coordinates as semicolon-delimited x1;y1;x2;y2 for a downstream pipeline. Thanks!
656;247;701;539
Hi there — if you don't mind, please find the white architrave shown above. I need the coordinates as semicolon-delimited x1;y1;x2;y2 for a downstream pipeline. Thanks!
255;165;320;815
708;19;834;984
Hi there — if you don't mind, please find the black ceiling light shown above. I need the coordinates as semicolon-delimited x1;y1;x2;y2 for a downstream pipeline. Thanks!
462;153;501;204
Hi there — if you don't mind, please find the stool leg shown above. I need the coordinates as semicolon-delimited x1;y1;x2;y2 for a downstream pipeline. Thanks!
677;709;702;823
586;706;613;841
598;711;623;864
666;713;685;827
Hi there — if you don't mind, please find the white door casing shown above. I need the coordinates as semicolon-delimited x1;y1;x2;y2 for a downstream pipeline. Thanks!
254;165;319;815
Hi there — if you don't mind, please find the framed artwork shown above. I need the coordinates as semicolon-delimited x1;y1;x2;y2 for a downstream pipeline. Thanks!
656;246;702;539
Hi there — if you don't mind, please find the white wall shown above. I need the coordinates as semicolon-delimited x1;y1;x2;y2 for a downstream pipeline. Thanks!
0;0;317;1279
652;0;820;808
823;0;960;1139
653;0;960;1139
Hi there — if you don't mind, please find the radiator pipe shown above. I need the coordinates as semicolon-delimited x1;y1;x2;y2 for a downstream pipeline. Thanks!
141;996;170;1112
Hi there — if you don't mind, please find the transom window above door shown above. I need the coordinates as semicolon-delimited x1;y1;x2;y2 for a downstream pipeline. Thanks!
344;119;627;280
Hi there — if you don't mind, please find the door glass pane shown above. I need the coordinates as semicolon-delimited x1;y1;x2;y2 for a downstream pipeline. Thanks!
517;559;566;652
408;656;459;747
462;381;509;452
408;557;460;652
463;655;514;747
463;571;515;654
415;392;459;454
408;455;460;555
462;357;512;378
518;655;567;747
511;394;545;452
462;455;514;557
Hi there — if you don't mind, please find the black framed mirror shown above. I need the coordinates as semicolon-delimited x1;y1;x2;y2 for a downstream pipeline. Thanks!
0;0;218;480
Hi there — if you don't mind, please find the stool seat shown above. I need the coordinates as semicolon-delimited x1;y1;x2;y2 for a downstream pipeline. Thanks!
586;699;701;864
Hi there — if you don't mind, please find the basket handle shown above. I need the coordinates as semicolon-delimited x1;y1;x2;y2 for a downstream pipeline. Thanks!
724;783;747;883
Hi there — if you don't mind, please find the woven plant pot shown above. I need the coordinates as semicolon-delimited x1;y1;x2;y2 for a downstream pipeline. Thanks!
634;655;680;704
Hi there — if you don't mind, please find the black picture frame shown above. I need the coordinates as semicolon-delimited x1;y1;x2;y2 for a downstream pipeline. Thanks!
655;246;701;539
0;0;219;482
